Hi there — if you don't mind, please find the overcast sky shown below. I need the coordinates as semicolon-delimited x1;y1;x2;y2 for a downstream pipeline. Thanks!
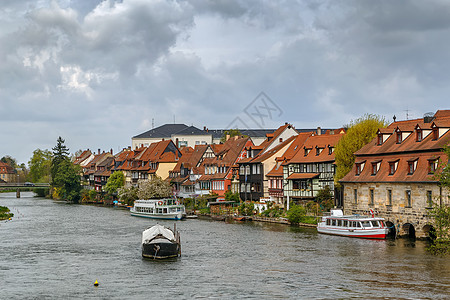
1;0;449;164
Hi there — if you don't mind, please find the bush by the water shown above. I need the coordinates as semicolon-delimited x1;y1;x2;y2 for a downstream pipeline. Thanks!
0;206;14;220
34;188;50;198
286;205;306;224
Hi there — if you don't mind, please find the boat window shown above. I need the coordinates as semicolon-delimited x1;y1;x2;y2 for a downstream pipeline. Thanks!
331;219;336;226
379;220;385;227
361;221;371;228
356;222;361;228
343;220;348;227
163;208;168;214
371;221;380;227
326;219;331;226
337;220;342;226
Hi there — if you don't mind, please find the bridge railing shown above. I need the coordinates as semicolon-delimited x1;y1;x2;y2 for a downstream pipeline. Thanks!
0;183;50;188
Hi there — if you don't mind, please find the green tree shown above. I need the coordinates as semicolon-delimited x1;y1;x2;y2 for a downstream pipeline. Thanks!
28;149;52;183
224;190;240;202
220;129;246;143
136;176;172;199
51;136;70;181
118;185;139;205
52;159;82;203
427;143;450;255
334;114;387;186
286;204;306;224
315;186;334;212
238;202;254;216
105;171;125;196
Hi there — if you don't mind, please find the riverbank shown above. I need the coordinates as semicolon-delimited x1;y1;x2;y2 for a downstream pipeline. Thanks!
197;213;318;228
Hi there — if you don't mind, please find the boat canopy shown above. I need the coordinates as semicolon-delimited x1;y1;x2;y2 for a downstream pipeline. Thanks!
330;209;344;217
142;224;175;243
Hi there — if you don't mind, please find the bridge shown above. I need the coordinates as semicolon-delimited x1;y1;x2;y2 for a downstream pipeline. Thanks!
0;183;50;188
0;183;50;198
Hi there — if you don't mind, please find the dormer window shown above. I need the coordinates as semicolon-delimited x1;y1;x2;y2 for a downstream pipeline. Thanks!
388;159;399;175
407;158;418;175
371;161;381;175
328;146;334;155
355;161;365;176
396;131;402;143
316;147;323;156
428;158;438;174
304;148;310;156
416;129;422;142
432;127;438;140
377;134;383;145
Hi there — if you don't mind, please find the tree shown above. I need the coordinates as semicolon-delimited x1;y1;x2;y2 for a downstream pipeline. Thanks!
315;186;334;212
224;190;239;202
1;155;18;168
28;149;52;183
105;171;125;196
118;185;139;206
52;159;82;203
136;176;172;199
427;143;450;255
334;114;387;186
220;129;246;143
51;136;70;181
286;204;306;224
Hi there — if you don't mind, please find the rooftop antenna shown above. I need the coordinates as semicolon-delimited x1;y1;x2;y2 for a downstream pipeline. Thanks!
173;115;176;124
152;118;154;129
404;108;410;120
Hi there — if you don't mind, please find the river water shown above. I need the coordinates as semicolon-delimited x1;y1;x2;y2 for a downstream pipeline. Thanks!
0;192;449;299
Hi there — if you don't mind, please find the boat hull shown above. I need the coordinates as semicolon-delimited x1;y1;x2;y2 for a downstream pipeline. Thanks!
131;210;185;220
317;226;388;239
142;240;180;259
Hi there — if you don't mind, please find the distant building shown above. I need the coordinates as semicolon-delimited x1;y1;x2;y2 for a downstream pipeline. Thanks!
131;124;275;149
0;162;15;183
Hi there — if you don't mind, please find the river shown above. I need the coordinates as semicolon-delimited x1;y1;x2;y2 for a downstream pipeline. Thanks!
0;192;449;299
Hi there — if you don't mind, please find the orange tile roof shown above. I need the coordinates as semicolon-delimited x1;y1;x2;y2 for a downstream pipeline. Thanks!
288;131;345;164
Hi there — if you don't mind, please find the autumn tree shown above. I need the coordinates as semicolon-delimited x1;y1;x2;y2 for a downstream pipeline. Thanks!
136;176;172;199
334;114;387;186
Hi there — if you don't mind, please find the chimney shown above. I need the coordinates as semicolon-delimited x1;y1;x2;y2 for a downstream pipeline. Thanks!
317;127;321;136
98;148;101;155
110;149;113;154
204;126;206;131
176;138;179;147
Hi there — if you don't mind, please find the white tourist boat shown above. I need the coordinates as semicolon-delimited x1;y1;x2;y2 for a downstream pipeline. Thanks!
130;198;186;220
317;209;389;239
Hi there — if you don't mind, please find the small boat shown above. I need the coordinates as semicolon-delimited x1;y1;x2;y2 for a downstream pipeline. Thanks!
130;198;186;220
317;209;389;239
141;224;181;259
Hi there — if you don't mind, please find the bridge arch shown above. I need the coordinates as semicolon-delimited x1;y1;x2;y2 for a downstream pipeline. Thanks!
402;223;416;239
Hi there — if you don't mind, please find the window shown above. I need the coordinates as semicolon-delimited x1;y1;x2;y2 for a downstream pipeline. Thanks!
406;190;412;207
428;159;438;174
432;127;438;140
387;189;392;206
371;162;379;175
369;189;374;205
356;164;362;176
389;162;396;175
426;190;433;208
396;131;402;143
240;165;245;175
416;129;422;142
377;134;383;145
354;189;358;204
408;162;415;175
328;147;334;155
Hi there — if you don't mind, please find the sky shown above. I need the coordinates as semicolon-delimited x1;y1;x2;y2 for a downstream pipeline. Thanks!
1;0;449;164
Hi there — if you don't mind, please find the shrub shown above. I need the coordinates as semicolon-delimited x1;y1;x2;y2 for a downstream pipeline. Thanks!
286;205;306;224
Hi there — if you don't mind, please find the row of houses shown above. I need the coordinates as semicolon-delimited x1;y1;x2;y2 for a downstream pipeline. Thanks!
74;110;450;238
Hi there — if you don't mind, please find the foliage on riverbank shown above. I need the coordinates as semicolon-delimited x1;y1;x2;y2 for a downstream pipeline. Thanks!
0;206;13;220
427;203;450;255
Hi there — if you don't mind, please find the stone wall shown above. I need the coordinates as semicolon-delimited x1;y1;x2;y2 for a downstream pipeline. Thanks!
343;182;449;238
